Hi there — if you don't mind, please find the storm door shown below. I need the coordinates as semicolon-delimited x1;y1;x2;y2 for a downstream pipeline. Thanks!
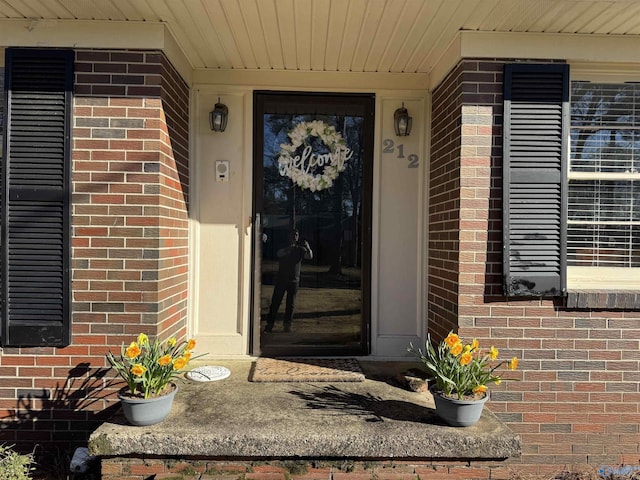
252;92;374;357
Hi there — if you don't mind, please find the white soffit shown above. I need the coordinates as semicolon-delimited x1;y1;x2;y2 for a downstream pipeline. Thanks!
2;0;640;82
0;19;165;49
459;31;640;65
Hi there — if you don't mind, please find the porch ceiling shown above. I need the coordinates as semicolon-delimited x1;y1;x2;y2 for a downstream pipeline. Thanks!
1;0;640;74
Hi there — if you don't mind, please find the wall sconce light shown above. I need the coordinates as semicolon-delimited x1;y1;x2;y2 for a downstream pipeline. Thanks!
394;102;412;137
209;97;229;132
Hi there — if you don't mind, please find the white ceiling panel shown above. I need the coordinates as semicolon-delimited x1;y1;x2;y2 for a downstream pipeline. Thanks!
388;0;439;72
324;0;349;71
183;0;229;68
607;3;640;34
309;0;330;71
2;0;640;75
107;0;145;20
257;0;285;70
26;0;71;18
406;0;458;73
217;0;256;69
123;0;162;22
349;0;385;72
154;0;208;68
579;3;627;33
238;0;272;69
275;0;298;70
336;0;366;72
562;2;610;33
294;0;313;71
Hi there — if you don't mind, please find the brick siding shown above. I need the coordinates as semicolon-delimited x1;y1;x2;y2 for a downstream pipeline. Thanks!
0;49;190;449
430;59;640;475
99;458;513;480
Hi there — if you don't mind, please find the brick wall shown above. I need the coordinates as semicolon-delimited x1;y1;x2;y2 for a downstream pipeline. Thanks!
0;49;190;451
99;457;514;480
429;62;464;343
430;59;640;475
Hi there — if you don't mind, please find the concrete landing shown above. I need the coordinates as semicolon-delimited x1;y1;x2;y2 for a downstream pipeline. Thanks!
88;360;520;460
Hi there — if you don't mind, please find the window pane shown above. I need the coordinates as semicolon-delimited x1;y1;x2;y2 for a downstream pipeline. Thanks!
569;81;640;270
571;83;640;174
568;224;639;267
568;180;636;222
570;129;639;173
571;83;640;128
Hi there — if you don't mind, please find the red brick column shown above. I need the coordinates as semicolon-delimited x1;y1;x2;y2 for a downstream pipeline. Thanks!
431;58;640;475
0;49;189;450
73;49;189;347
428;63;464;343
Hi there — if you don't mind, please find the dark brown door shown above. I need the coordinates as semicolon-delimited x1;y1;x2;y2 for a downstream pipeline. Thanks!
252;92;374;356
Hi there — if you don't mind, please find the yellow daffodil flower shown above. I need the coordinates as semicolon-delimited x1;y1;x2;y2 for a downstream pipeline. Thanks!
489;346;499;360
473;385;487;394
450;342;463;356
167;337;177;347
158;354;172;366
137;333;148;345
131;364;146;377
173;357;188;370
125;342;141;359
459;352;473;366
444;332;460;348
186;339;196;351
509;357;518;370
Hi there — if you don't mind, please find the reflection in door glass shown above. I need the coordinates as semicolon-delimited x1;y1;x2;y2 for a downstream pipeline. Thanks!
260;113;364;354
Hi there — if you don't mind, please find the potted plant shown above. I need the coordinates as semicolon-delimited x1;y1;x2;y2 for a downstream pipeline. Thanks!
107;333;198;426
408;331;518;427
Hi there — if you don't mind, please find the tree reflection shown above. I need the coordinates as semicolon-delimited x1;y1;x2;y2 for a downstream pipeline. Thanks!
262;114;364;273
259;109;367;351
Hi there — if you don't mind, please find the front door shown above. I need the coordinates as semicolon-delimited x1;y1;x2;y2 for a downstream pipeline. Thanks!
252;92;374;356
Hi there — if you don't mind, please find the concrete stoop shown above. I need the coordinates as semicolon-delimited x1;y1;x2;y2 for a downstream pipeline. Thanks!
89;360;520;480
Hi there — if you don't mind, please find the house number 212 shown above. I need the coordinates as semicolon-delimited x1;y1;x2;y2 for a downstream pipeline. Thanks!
382;139;419;168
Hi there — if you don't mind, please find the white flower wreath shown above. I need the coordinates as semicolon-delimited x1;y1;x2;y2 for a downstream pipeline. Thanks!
277;120;353;191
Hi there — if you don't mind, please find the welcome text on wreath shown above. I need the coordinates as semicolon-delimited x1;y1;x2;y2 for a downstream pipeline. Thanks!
278;120;354;191
279;144;353;179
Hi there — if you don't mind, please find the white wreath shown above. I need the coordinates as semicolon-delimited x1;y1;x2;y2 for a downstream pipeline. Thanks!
277;120;353;191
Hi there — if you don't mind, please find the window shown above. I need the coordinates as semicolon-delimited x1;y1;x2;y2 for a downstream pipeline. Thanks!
503;64;639;297
569;83;640;270
1;48;73;346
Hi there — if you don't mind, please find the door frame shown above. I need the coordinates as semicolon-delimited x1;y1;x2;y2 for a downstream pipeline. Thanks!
250;90;375;357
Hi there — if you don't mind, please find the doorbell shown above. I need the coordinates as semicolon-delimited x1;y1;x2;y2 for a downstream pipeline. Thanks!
216;160;229;182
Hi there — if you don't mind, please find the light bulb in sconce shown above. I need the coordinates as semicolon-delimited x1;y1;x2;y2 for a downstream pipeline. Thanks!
209;97;229;132
394;102;412;137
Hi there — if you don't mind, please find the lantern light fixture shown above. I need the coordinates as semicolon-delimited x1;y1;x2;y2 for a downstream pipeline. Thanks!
209;97;229;132
394;102;412;137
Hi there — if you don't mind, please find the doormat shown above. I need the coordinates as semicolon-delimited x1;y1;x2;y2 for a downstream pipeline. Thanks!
250;358;365;383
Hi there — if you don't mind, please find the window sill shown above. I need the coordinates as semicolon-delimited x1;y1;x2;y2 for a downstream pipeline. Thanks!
566;290;640;309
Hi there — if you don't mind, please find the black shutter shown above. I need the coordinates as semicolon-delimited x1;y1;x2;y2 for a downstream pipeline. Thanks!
1;49;73;346
503;64;569;297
